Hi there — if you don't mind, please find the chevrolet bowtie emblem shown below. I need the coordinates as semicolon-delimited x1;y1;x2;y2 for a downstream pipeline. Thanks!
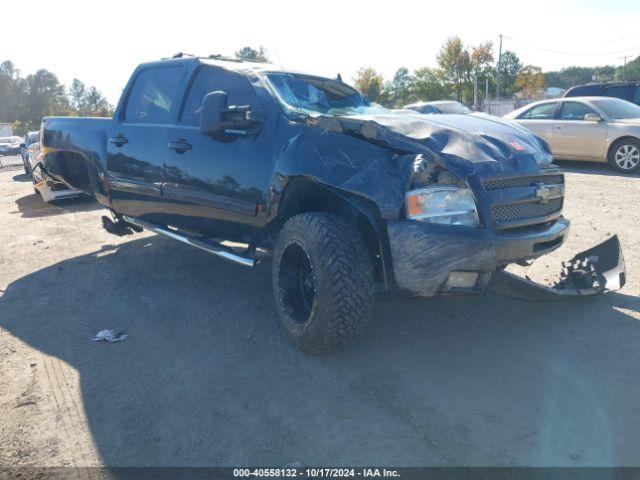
534;183;550;204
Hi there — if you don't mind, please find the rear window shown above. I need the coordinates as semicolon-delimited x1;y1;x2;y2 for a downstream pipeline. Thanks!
125;66;183;124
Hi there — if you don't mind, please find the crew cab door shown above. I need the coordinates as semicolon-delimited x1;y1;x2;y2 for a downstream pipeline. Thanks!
162;66;271;236
106;65;183;220
552;101;608;160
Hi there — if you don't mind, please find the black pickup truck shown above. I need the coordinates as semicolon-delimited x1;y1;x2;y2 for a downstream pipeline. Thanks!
39;54;625;352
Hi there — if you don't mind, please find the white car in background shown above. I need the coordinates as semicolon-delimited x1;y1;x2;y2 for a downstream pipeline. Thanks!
504;97;640;173
0;136;23;155
404;100;472;115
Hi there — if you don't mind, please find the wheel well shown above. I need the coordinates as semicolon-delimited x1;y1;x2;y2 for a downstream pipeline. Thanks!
273;178;388;283
607;136;640;160
51;151;92;192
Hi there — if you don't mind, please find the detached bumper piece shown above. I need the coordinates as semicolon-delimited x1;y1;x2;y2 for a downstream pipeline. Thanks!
490;235;625;301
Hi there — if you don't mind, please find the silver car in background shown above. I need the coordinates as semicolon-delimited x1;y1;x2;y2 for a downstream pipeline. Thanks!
504;97;640;173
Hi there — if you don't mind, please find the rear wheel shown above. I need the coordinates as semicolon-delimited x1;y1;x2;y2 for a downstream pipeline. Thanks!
608;139;640;173
22;155;31;175
272;213;374;353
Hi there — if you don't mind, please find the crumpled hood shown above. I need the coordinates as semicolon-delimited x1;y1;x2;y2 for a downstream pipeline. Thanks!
318;111;554;178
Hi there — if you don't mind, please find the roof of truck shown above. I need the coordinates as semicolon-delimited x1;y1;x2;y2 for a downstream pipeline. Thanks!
152;53;347;81
154;53;279;73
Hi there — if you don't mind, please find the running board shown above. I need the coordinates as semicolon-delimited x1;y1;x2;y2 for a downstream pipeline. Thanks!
122;215;256;268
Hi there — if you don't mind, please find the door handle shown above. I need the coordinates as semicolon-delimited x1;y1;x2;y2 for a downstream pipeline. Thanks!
109;134;129;146
553;125;563;130
168;140;193;153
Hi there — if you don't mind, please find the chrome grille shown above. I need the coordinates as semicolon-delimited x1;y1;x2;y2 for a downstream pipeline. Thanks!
482;174;564;191
492;198;563;223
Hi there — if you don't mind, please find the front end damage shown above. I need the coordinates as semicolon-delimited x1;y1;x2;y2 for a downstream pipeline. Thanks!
301;112;627;300
490;235;626;300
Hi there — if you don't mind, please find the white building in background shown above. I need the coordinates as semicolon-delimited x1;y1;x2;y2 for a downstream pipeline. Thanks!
0;123;13;136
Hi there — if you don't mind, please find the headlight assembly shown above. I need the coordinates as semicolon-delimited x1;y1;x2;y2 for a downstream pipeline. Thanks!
406;186;480;227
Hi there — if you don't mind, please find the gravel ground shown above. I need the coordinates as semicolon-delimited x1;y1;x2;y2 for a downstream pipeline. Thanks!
0;154;23;169
1;161;639;468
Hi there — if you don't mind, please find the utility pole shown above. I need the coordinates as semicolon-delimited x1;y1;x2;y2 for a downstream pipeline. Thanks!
473;76;478;111
485;77;490;107
619;56;630;80
496;34;503;100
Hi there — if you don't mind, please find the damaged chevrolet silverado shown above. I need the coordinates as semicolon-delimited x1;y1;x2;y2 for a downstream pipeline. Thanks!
38;54;626;352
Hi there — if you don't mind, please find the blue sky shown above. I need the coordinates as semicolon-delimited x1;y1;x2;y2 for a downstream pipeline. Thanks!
4;0;640;104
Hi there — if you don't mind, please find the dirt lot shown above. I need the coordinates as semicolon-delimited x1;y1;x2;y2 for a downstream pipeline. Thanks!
1;161;640;468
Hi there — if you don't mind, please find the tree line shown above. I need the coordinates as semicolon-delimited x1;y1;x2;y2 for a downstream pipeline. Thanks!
352;37;638;108
0;60;112;135
237;40;637;109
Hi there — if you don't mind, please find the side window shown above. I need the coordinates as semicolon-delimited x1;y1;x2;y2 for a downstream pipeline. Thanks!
520;102;557;120
633;86;640;105
604;85;634;102
559;102;595;120
124;66;182;124
180;67;259;126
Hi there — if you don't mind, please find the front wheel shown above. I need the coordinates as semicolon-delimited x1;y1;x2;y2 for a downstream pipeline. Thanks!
272;213;374;353
608;139;640;173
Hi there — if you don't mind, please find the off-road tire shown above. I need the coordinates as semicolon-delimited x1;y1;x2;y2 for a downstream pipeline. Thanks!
608;138;640;173
272;212;374;353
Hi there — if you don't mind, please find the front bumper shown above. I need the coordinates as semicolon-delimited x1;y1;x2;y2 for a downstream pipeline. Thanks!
387;217;570;297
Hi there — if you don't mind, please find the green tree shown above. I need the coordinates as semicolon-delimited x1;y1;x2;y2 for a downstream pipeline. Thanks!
386;67;414;107
437;36;472;102
23;69;69;124
84;87;111;116
471;41;495;80
410;67;452;102
497;50;522;97
436;37;495;103
234;46;269;63
353;67;385;103
0;59;113;125
545;65;615;88
0;60;23;122
616;55;640;80
70;79;87;113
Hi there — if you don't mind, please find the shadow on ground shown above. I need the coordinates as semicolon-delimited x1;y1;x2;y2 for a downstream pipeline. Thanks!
2;236;640;467
13;193;101;218
12;173;31;182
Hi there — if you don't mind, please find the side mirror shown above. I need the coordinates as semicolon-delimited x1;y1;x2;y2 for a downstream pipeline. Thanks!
200;91;259;140
584;113;602;122
19;143;26;149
